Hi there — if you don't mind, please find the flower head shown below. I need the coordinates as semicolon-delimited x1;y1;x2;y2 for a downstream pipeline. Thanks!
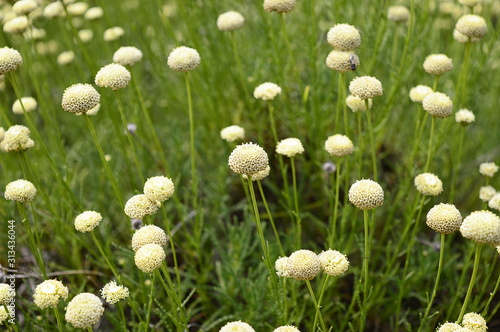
13;0;38;15
33;279;68;309
2;125;34;152
422;92;453;118
348;179;384;210
479;162;498;177
455;109;475;125
0;284;15;305
462;312;487;332
479;186;496;202
325;134;354;157
326;50;360;73
423;54;453;76
274;326;300;332
57;51;75;66
346;95;371;112
217;11;245;31
61;83;100;114
0;306;10;325
426;203;462;234
84;7;103;20
0;47;23;75
349;76;383;99
253;82;282;100
453;29;480;43
100;281;129;304
95;63;131;90
488;193;500;212
167;46;201;72
113;46;143;66
74;211;102;232
437;323;463;332
43;2;64;18
228;143;269;175
3;16;29;34
327;24;361;51
456;14;487;39
65;293;104;329
5;179;36;202
409;85;434;103
124;194;159;219
103;27;125;41
131;225;167;252
414;173;443;196
460;210;500;244
276;138;304;157
243;165;271;182
220;125;245;142
275;256;291;277
134;243;166;273
67;2;89;16
387;6;410;23
143;176;175;204
220;321;256;332
263;0;296;13
287;249;321;281
318;250;349;277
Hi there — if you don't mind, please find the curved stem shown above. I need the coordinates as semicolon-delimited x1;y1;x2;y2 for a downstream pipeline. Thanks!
483;261;500;318
257;181;284;256
117;301;128;332
365;99;378;181
161;206;181;296
184;72;198;212
457;243;482;323
328;159;341;248
291;157;301;249
306;280;327;332
450;126;465;201
269;103;279;145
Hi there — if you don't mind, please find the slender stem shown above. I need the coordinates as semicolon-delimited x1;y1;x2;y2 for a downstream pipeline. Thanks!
305;280;327;332
144;272;156;331
457;244;483;323
257;181;284;256
53;307;64;332
90;231;121;283
424;116;435;172
269;103;279;145
87;327;93;332
432;75;439;91
160;263;187;330
450;126;465;201
483;262;500;317
161;206;181;296
418;233;446;332
184;72;198;212
361;209;370;332
279;13;299;83
18;203;47;278
335;73;346;133
291;157;301;249
117;302;128;332
365;99;378;181
328;159;342;248
312;275;330;332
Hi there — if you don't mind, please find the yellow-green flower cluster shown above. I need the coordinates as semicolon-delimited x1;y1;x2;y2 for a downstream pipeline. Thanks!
327;24;361;51
143;176;175;204
124;194;159;219
4;179;37;202
349;76;383;100
273;326;301;332
220;125;245;143
134;243;166;273
348;179;384;210
455;109;475;125
167;46;201;72
100;281;129;304
61;83;100;114
455;14;487;39
65;293;104;329
74;211;102;232
423;92;453;118
286;249;321;281
460;210;500;244
228;143;269;176
253;82;282;101
426;203;462;234
33;279;68;309
95;63;131;90
479;186;496;202
318;249;349;277
276;137;304;158
242;165;271;182
423;54;453;76
414;173;443;196
0;283;15;305
0;47;22;74
263;0;296;13
326;50;360;73
2;125;35;152
131;225;167;252
479;162;498;177
325;134;354;157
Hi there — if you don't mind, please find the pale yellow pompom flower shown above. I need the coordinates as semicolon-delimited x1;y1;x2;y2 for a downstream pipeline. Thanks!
409;85;434;103
426;203;462;234
3;16;29;34
456;14;487;39
453;29;480;43
349;76;383;100
144;176;175;204
327;24;361;51
414;173;443;196
263;0;296;13
65;293;104;329
459;0;482;7
346;95;371;112
134;243;166;273
437;322;463;332
0;284;15;305
228;142;269;175
348;179;384;210
131;225;167;252
479;186;496;202
124;194;159;219
253;82;282;100
220;125;245;142
488;193;500;212
33;279;68;309
95;63;131;90
423;54;453;76
74;211;102;232
0;47;23;75
113;46;143;66
326;50;359;73
462;312;487;332
318;250;349;277
12;0;38;15
84;7;103;20
422;92;453;118
79;29;94;43
43;2;64;19
57;51;75;66
325;134;354;157
479;162;498;177
460;210;500;244
387;6;410;23
220;321;256;332
167;46;201;72
103;26;125;41
276;137;304;157
287;249;321;281
455;109;475;125
67;2;89;16
2;125;34;152
12;97;37;115
5;179;36;202
274;326;300;332
275;256;291;277
61;83;100;114
100;281;129;304
0;306;10;325
217;11;245;31
242;165;271;182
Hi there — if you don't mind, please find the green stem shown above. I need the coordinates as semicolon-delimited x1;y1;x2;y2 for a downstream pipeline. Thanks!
53;307;64;332
365;99;378;181
117;302;128;332
161;206;181;297
291;157;301;249
18;203;47;278
312;275;330;332
160;263;187;330
360;210;370;332
184;72;198;212
257;181;284;256
424;116;435;172
279;13;299;83
144;272;156;331
90;231;121;283
457;243;482;323
450;127;465;201
483;262;500;318
432;75;439;91
305;280;327;332
328;159;342;248
269;103;279;145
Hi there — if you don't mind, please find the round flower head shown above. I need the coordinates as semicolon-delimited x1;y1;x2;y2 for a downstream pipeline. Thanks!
456;14;487;39
228;142;269;175
57;51;75;66
479;162;499;177
144;176;175;204
74;210;102;232
462;312;487;332
220;321;256;332
217;11;245;31
61;83;100;114
79;29;94;43
2;124;34;152
103;26;125;41
325;134;354;157
437;323;463;332
423;54;453;76
348;179;384;210
253;82;282;101
274;326;300;332
131;225;167;252
84;7;103;20
95;63;131;90
33;279;68;309
287;249;321;281
422;92;453;118
113;46;143;66
326;50;360;73
426;203;462;234
414;173;443;196
67;2;89;16
276;137;304;158
134;243;166;273
409;85;434;103
100;281;129;304
13;0;38;15
346;95;371;112
0;306;10;325
3;16;29;34
275;256;291;277
453;29;480;43
0;283;15;305
243;165;271;182
124;194;159;219
455;109;475;125
167;46;201;72
65;293;104;329
85;103;100;116
479;186;496;202
0;47;23;74
349;76;383;99
318;250;349;277
12;97;37;115
460;210;500;244
43;2;64;18
263;0;296;13
5;179;36;202
327;24;361;51
220;125;245;142
387;6;410;23
488;193;500;212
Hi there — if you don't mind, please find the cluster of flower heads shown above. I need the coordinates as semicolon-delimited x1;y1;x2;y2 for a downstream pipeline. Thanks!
437;312;488;332
0;124;34;152
477;162;500;211
124;175;175;219
219;321;301;332
276;249;349;280
326;23;361;73
228;142;269;176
